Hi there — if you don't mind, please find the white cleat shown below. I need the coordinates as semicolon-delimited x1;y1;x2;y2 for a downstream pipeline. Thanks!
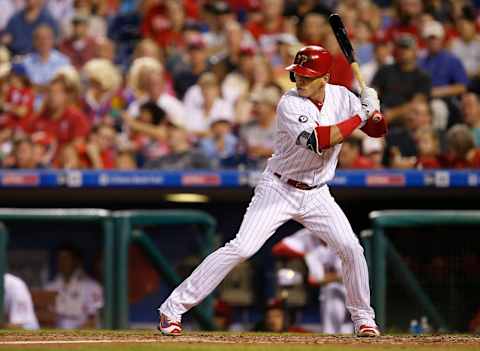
158;313;182;336
356;324;380;337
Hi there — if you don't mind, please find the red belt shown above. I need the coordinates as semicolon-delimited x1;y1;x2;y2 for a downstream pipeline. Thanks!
274;173;318;190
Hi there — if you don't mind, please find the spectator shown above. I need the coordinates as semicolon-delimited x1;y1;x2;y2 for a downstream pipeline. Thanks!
116;150;137;170
47;0;74;36
122;101;170;164
173;36;211;100
353;21;374;66
199;118;238;168
3;273;39;329
300;12;329;46
127;57;185;128
145;122;211;170
246;0;294;54
338;137;377;169
210;20;256;81
0;0;23;32
385;100;433;168
221;46;257;106
95;37;116;63
85;124;117;169
234;55;279;125
449;14;480;79
4;137;42;169
31;130;56;167
239;86;280;169
444;124;480;168
45;244;103;329
272;34;300;91
384;0;425;46
461;92;480;146
55;142;84;169
372;34;431;123
71;0;107;39
2;0;59;55
183;72;234;136
360;39;394;86
419;20;468;128
23;24;70;87
25;76;90;148
0;64;35;134
59;15;97;69
414;127;441;169
141;0;186;52
132;38;163;62
202;1;237;55
81;58;123;126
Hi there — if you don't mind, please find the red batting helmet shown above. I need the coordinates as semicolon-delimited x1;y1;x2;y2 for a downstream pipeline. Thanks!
286;45;333;82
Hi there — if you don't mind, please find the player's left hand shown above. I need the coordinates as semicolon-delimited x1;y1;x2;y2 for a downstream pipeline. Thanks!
360;87;380;118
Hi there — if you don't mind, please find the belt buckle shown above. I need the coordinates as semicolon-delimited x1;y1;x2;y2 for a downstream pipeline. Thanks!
295;181;308;190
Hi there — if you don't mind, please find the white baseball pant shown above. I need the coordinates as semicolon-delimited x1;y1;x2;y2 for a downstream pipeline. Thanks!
160;172;375;327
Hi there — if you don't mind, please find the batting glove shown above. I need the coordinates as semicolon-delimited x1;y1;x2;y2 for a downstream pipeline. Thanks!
360;87;380;120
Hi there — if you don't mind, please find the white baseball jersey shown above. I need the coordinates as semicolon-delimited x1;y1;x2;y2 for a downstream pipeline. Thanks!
267;84;363;186
160;85;376;331
4;273;39;330
45;269;103;329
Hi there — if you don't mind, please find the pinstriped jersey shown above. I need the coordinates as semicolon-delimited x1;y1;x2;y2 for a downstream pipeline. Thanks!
266;83;362;186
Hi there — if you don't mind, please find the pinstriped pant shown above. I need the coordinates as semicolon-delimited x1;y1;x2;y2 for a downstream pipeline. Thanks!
160;171;375;326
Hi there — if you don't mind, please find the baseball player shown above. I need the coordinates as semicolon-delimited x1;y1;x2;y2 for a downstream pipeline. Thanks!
3;273;39;329
272;228;353;334
159;45;387;337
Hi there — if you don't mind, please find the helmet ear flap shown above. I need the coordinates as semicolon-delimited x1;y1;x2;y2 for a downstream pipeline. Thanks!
290;71;296;82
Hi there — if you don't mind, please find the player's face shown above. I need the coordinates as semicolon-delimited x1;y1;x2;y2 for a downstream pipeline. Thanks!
295;73;329;98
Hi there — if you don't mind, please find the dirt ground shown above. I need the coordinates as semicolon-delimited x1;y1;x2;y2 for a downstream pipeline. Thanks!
0;331;479;347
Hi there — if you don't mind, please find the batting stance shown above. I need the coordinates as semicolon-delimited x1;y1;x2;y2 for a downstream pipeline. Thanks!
159;45;387;337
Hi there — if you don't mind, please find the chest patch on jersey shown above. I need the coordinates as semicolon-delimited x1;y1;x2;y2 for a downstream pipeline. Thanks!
298;115;309;123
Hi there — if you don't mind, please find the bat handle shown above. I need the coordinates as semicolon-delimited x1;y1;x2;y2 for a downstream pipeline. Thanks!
351;62;381;123
351;62;366;92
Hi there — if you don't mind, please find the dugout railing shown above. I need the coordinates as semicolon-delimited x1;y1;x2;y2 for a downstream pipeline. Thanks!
113;209;217;329
0;209;115;328
368;210;480;331
0;208;218;329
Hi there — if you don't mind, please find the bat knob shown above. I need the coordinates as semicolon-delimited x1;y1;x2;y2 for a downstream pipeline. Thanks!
371;111;382;123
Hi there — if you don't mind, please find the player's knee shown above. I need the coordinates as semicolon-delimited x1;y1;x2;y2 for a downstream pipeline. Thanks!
224;240;256;261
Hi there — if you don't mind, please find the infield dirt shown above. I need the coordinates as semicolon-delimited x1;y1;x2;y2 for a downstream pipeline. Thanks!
0;331;479;351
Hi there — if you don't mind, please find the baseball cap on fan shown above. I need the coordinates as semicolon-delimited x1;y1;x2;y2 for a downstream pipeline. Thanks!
422;21;445;39
187;35;206;50
395;34;417;48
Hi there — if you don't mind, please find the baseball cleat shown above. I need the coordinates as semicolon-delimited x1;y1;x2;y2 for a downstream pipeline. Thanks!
158;313;182;336
356;324;380;337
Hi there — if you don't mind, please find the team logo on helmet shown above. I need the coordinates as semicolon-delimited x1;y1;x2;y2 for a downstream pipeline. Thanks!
298;115;308;123
296;54;309;66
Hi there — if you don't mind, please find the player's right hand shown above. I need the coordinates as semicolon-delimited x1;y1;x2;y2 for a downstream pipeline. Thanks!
360;87;380;119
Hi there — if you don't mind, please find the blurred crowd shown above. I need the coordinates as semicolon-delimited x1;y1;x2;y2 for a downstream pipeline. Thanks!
0;0;479;170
